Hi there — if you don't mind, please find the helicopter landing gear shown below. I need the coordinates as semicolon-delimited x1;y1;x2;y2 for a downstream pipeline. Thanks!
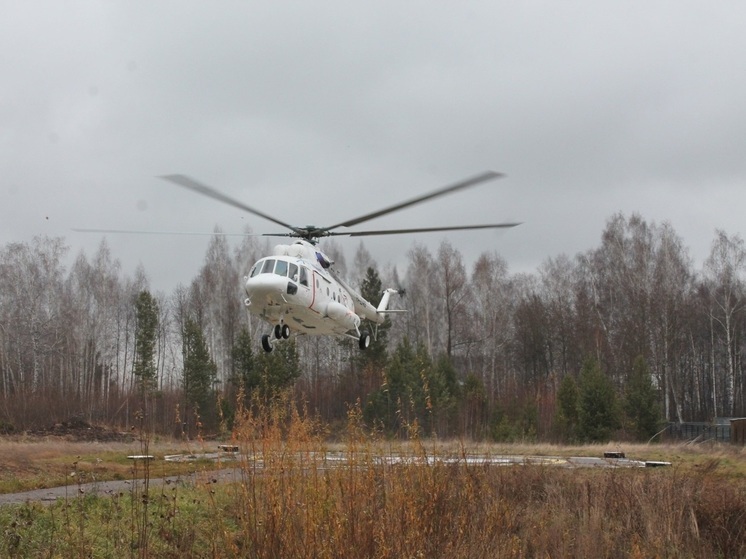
274;323;290;340
265;323;290;352
261;334;273;353
359;330;371;350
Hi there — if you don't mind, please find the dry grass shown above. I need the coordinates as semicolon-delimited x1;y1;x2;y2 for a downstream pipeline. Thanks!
1;406;746;557
0;438;218;493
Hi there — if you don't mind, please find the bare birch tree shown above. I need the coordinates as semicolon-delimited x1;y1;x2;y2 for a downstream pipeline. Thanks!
703;230;746;416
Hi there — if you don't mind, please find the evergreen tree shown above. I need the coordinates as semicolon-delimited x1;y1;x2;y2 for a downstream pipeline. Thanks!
489;396;539;442
133;290;159;394
555;374;580;442
336;266;391;417
577;358;620;442
365;337;422;433
462;373;488;439
364;338;459;436
230;326;256;396
624;355;660;441
255;339;301;401
428;354;461;435
182;318;217;429
357;266;391;369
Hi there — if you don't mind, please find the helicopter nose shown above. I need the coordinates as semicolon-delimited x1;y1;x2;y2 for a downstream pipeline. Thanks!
244;274;288;301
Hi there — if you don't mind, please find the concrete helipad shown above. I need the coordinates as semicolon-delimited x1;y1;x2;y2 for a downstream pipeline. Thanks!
0;451;669;507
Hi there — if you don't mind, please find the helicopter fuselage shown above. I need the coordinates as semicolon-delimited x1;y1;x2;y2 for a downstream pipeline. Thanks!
243;240;392;351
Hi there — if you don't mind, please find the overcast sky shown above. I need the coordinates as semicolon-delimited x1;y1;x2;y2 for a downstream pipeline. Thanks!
2;2;746;292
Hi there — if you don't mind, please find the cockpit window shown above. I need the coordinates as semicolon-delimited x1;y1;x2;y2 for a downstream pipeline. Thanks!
275;260;289;277
261;259;276;274
249;263;260;277
299;266;309;286
289;263;299;282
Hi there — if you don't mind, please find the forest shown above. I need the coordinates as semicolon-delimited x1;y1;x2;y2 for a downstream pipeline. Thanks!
1;211;745;442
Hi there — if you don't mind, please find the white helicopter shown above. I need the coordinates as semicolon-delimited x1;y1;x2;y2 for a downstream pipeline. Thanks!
159;172;519;353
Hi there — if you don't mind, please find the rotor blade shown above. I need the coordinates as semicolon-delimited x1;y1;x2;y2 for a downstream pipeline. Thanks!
73;228;262;237
325;171;505;231
326;222;521;237
159;174;299;233
261;232;304;238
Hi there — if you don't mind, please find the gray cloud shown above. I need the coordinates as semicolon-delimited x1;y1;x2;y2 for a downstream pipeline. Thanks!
2;1;745;291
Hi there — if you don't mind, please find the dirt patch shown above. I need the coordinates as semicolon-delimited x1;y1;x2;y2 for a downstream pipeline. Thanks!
25;417;135;443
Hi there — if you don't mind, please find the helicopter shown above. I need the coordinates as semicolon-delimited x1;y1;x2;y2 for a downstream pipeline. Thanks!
158;172;520;353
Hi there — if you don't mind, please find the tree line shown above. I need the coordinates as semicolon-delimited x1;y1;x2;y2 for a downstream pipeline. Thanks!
1;212;745;441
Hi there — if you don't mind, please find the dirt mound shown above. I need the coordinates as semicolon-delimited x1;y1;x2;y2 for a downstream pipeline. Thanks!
28;418;135;442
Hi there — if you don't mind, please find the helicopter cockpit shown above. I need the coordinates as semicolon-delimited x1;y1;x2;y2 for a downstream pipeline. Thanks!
249;258;309;287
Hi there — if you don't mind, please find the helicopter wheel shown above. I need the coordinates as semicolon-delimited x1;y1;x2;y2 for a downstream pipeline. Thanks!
359;331;371;350
261;334;273;353
281;324;291;339
274;324;283;340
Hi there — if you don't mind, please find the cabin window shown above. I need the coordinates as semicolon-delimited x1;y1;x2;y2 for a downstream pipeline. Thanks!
261;259;276;274
275;260;288;277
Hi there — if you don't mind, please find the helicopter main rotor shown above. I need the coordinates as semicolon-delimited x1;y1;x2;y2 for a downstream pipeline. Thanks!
159;171;520;242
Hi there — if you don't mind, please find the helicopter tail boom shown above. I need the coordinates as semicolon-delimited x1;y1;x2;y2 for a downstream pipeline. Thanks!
358;287;403;324
377;288;399;313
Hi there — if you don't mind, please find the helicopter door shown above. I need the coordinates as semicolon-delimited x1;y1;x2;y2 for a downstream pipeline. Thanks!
294;264;313;307
298;265;309;288
309;269;327;314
